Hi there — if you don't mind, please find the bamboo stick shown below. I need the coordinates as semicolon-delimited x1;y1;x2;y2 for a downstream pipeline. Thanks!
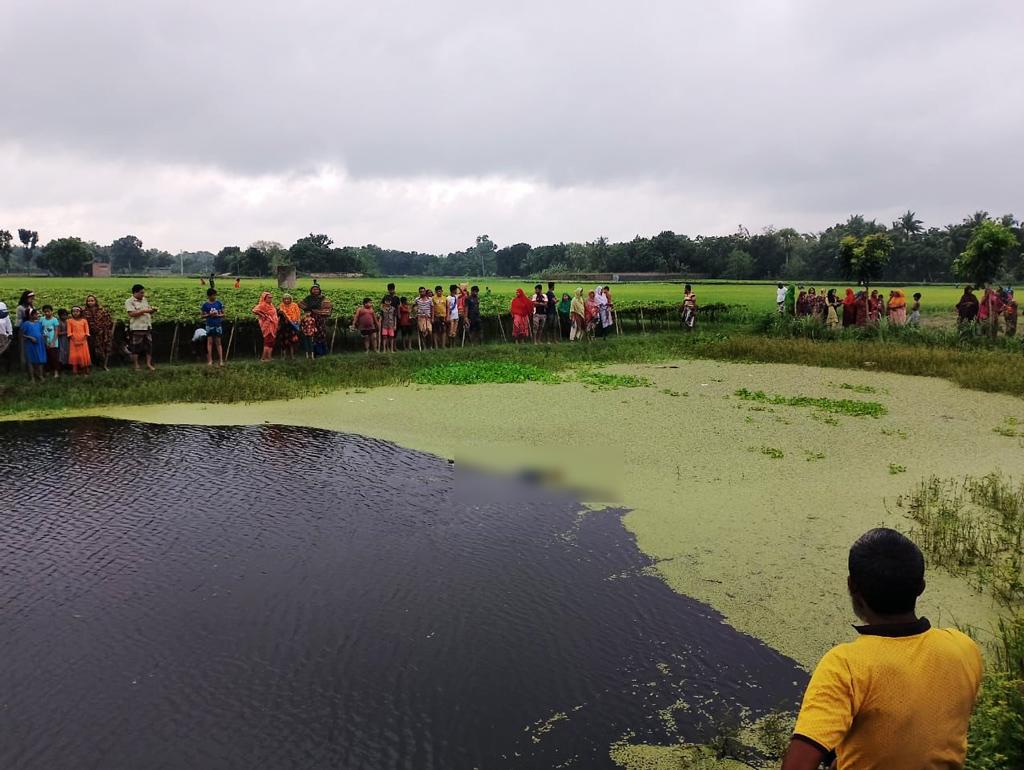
169;323;180;363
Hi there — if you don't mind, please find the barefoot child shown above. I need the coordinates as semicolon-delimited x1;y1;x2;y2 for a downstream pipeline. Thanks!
379;296;397;353
20;309;47;382
201;288;225;366
300;310;317;360
67;306;92;375
351;297;379;352
40;305;60;378
398;297;413;350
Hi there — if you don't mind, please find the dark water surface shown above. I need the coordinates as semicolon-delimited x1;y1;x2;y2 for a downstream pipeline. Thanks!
0;418;806;770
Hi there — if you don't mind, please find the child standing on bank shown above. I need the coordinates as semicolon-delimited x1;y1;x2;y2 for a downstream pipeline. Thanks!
20;309;47;382
351;297;379;352
56;309;70;370
201;288;225;366
67;306;92;376
398;297;413;350
909;292;922;326
300;310;317;360
380;296;397;353
40;305;61;378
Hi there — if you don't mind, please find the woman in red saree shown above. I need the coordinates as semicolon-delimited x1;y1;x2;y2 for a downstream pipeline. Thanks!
252;291;279;361
510;289;533;343
842;289;856;327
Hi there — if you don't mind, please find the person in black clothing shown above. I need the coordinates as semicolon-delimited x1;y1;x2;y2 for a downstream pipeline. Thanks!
466;285;482;344
956;285;979;325
382;283;400;311
545;281;559;343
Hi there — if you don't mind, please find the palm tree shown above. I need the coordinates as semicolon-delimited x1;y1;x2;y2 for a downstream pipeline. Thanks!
894;210;923;241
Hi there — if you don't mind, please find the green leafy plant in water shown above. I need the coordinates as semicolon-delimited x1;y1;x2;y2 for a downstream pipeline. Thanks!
411;361;557;386
761;446;785;459
889;463;907;475
576;370;651;391
734;388;886;418
992;417;1022;438
803;450;826;462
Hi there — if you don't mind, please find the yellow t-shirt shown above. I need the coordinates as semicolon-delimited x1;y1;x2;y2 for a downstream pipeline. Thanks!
794;620;982;770
431;295;446;319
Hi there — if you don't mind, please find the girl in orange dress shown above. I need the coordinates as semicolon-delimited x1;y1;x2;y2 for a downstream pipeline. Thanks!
67;306;92;375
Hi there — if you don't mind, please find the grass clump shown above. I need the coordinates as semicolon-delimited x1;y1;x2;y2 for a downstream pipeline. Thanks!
734;388;886;418
896;473;1024;769
411;361;556;386
897;474;1023;606
888;463;907;475
760;446;785;459
576;370;652;391
992;417;1022;439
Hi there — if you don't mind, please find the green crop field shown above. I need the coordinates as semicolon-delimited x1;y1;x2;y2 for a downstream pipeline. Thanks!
0;275;964;322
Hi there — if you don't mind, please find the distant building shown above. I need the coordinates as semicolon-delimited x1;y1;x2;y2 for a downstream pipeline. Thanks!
90;262;112;278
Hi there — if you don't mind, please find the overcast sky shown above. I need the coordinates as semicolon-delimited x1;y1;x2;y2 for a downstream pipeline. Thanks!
2;0;1022;254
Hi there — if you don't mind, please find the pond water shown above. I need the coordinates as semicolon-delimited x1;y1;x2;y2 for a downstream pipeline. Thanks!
0;418;806;769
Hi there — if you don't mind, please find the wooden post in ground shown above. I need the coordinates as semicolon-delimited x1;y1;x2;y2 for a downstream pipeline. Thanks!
225;322;237;361
329;317;339;353
169;323;180;364
496;314;507;343
639;307;647;335
104;319;117;370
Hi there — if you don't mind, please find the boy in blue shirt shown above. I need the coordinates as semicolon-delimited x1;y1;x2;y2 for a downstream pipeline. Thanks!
201;288;225;366
40;305;61;378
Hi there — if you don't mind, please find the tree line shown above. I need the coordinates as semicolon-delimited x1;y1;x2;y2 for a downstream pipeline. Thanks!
2;210;1021;283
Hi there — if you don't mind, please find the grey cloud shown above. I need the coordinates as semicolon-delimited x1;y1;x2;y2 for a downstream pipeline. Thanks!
2;0;1023;240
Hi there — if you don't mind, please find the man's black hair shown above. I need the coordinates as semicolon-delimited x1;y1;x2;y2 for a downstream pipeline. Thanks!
434;285;443;291
207;288;217;297
849;528;925;615
387;283;396;291
913;292;922;300
471;285;479;292
449;284;458;292
362;297;372;304
535;283;542;291
131;284;144;294
42;304;53;312
547;281;555;290
399;296;407;303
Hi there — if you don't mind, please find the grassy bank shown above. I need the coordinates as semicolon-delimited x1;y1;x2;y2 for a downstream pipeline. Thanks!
4;330;1024;416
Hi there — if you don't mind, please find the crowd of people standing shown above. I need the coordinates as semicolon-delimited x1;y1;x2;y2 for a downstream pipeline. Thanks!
1;279;645;378
777;281;1018;336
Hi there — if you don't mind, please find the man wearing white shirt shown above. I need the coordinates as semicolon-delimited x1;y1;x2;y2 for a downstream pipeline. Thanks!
776;283;787;313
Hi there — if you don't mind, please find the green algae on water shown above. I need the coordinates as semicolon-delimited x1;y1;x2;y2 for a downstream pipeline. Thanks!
576;370;652;391
411;361;557;386
734;388;886;418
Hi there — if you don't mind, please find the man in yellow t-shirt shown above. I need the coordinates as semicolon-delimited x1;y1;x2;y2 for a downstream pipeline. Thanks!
782;528;982;770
